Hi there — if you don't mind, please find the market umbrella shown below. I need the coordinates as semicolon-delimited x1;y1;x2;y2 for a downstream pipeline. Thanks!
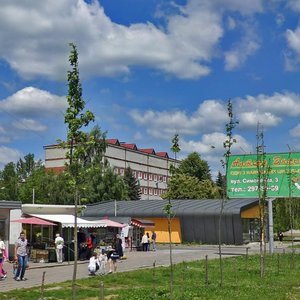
11;216;57;226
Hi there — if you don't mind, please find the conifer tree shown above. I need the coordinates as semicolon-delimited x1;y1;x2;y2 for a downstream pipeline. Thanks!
123;167;141;200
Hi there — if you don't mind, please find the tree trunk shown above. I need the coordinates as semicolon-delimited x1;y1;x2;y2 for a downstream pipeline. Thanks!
72;188;78;299
168;214;173;300
218;198;224;287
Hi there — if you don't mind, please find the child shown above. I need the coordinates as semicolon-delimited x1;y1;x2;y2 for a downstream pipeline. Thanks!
98;249;107;275
87;252;99;276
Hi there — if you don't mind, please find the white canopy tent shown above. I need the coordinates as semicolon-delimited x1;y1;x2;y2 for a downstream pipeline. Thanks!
30;214;107;228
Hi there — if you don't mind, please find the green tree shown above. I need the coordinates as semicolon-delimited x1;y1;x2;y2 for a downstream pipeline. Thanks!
165;133;181;300
16;153;42;181
170;133;180;175
178;152;211;181
0;162;18;200
49;172;74;204
163;148;217;200
219;99;238;287
62;43;95;299
80;125;107;167
81;166;128;203
162;174;218;199
17;167;52;203
123;167;141;200
215;171;225;198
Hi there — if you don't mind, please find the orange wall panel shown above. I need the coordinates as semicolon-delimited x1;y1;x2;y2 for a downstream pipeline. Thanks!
241;205;260;219
143;217;182;243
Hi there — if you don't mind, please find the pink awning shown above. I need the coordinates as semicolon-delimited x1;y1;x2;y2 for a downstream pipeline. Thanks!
11;216;57;226
99;218;126;228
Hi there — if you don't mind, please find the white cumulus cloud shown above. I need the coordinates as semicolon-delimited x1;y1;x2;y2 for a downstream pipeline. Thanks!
0;146;22;168
235;92;300;129
224;22;260;70
180;132;253;178
0;0;264;80
290;123;300;137
285;27;300;70
129;100;228;139
12;119;47;132
0;87;66;118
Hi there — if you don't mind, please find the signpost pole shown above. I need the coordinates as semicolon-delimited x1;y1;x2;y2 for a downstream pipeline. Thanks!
268;198;275;254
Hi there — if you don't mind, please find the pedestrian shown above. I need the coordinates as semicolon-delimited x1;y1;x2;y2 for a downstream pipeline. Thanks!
107;245;119;274
98;249;107;275
146;232;150;251
151;231;157;251
14;231;28;281
115;234;123;258
278;231;284;243
0;236;6;280
77;228;86;260
86;234;93;260
87;252;100;276
54;233;64;263
141;232;148;252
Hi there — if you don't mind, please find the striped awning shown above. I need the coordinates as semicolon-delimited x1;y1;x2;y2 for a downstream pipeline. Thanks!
131;218;155;228
30;214;107;228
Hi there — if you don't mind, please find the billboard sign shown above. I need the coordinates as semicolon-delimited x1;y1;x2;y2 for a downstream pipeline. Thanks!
227;152;300;198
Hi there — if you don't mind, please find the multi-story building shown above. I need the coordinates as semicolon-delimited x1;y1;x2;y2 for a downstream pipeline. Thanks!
44;139;178;200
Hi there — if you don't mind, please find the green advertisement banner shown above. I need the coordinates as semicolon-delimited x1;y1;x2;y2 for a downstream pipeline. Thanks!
227;153;300;198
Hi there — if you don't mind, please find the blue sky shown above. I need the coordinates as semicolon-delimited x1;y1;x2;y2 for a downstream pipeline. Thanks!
2;0;300;177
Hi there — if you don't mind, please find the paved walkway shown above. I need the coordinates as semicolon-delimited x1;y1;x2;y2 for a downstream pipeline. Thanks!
0;242;296;293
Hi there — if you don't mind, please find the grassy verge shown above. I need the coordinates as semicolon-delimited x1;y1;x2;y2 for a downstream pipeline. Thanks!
1;253;300;299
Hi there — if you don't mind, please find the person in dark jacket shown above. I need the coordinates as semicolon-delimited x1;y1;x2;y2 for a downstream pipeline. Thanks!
115;234;123;258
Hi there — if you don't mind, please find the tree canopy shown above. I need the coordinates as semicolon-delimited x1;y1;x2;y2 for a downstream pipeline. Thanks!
123;167;141;200
162;174;219;200
178;152;211;181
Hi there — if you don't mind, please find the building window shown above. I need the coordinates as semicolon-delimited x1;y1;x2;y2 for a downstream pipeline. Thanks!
162;176;166;182
133;170;136;178
154;189;158;196
149;173;153;181
143;172;148;180
154;174;157;181
149;188;153;195
120;168;124;175
138;171;143;179
143;187;148;195
113;168;118;174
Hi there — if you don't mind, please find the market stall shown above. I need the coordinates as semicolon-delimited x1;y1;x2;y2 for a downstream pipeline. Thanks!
11;216;57;262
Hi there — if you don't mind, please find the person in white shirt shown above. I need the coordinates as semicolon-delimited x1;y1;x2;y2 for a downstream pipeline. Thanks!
54;233;64;263
98;249;107;275
14;232;28;281
88;252;100;275
141;233;148;251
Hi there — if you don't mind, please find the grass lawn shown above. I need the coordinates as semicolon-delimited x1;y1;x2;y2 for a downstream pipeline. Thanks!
1;253;300;299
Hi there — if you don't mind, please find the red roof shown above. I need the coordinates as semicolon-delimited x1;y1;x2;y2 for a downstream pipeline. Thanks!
121;143;137;150
107;139;120;146
45;138;171;159
156;152;169;158
139;148;156;154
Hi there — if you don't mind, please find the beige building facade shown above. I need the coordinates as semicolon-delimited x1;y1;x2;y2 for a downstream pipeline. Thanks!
44;139;177;200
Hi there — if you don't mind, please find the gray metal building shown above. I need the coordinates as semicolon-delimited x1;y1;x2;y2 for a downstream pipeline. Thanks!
82;199;259;245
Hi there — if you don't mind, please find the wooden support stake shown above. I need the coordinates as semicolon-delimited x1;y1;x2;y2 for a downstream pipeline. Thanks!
40;271;46;300
99;281;104;300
